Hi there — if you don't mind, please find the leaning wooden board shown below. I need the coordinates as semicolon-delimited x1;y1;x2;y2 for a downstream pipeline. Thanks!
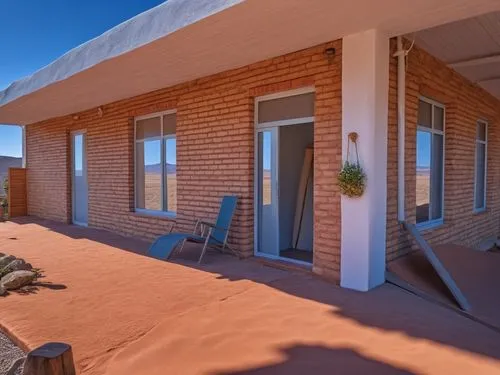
403;222;471;311
292;146;313;249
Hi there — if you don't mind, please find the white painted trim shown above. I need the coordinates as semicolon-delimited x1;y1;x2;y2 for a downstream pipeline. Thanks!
473;119;488;212
254;251;313;267
419;96;445;111
253;127;280;257
396;36;406;222
449;54;500;69
416;218;444;231
72;221;88;227
253;88;316;260
416;97;445;228
135;109;177;121
273;127;280;254
256;117;315;130
135;136;162;142
21;125;26;168
340;29;389;291
254;87;315;104
134;208;176;219
134;110;177;215
71;130;88;226
255;88;315;129
477;76;500;84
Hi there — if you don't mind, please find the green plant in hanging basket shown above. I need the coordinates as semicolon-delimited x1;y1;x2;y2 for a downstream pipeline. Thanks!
337;161;366;198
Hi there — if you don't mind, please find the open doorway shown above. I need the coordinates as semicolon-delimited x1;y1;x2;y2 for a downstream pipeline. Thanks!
278;123;314;263
255;88;314;265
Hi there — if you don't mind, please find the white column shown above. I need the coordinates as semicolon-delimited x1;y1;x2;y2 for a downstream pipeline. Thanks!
22;125;26;168
340;29;389;291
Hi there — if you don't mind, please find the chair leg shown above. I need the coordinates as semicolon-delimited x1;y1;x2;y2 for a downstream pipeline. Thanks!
198;235;211;264
178;239;187;254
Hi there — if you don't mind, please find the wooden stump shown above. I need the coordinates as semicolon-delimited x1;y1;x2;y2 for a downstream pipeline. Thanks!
23;342;76;375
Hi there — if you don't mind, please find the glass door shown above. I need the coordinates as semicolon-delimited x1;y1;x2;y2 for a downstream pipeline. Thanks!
256;128;279;256
72;131;88;226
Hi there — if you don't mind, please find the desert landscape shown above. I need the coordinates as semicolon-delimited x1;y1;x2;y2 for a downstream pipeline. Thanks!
416;169;430;222
0;156;22;196
143;172;177;212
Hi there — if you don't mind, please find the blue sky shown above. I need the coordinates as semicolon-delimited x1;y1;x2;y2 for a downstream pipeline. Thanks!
0;0;165;157
416;131;431;168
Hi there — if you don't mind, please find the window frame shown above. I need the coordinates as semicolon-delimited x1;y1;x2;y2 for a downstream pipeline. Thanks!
473;119;488;213
416;96;446;230
134;109;177;218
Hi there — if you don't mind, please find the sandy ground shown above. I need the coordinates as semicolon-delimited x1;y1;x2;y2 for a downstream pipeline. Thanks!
416;174;430;207
0;218;499;375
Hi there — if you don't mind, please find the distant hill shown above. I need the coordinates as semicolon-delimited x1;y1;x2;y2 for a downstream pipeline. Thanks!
0;156;22;196
145;163;176;174
416;166;431;176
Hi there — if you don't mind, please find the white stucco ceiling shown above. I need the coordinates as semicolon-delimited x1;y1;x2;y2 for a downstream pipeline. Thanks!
1;0;500;125
415;11;500;100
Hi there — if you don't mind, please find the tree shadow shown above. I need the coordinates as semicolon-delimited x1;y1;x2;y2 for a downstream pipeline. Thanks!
212;345;417;375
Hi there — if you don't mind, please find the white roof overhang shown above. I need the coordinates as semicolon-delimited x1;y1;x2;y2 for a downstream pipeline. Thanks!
414;11;500;100
1;0;500;125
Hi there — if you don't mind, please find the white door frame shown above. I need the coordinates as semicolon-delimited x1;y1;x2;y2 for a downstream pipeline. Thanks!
71;130;88;226
254;127;280;258
253;87;315;266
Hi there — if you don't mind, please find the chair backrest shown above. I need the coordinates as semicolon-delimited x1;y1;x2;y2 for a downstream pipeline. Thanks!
212;196;238;244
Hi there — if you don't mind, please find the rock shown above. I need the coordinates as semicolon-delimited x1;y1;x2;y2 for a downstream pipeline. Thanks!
0;259;32;278
0;255;16;268
0;284;5;296
1;271;36;291
6;259;31;272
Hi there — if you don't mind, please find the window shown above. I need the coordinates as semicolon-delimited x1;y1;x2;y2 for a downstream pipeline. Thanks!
135;111;177;215
416;98;445;227
474;120;487;212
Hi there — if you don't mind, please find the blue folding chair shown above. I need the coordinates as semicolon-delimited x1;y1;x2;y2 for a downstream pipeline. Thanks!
148;196;238;263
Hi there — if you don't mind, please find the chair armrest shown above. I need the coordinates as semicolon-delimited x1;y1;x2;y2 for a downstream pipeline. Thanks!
199;220;227;232
168;217;203;234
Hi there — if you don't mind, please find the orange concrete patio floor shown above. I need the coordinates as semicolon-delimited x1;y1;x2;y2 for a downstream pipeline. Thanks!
1;219;500;375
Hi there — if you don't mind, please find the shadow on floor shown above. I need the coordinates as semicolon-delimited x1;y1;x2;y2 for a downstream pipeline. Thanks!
213;345;416;375
8;217;500;362
8;217;149;255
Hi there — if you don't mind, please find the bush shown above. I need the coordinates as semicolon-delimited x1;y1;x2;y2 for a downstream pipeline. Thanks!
337;161;366;198
2;177;8;196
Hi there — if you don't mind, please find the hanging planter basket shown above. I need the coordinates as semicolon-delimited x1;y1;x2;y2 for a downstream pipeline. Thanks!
337;132;366;198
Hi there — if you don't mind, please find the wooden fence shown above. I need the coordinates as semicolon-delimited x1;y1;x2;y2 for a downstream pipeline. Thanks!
8;168;27;218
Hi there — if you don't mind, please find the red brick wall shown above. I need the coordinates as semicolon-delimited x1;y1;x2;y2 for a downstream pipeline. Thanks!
387;41;500;259
26;40;343;280
26;119;71;222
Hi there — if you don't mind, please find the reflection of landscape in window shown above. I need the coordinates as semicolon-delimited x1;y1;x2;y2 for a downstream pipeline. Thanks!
135;114;177;213
262;132;271;205
142;140;177;212
74;134;83;176
74;134;84;196
475;121;487;210
165;138;177;212
416;131;431;223
143;140;161;211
